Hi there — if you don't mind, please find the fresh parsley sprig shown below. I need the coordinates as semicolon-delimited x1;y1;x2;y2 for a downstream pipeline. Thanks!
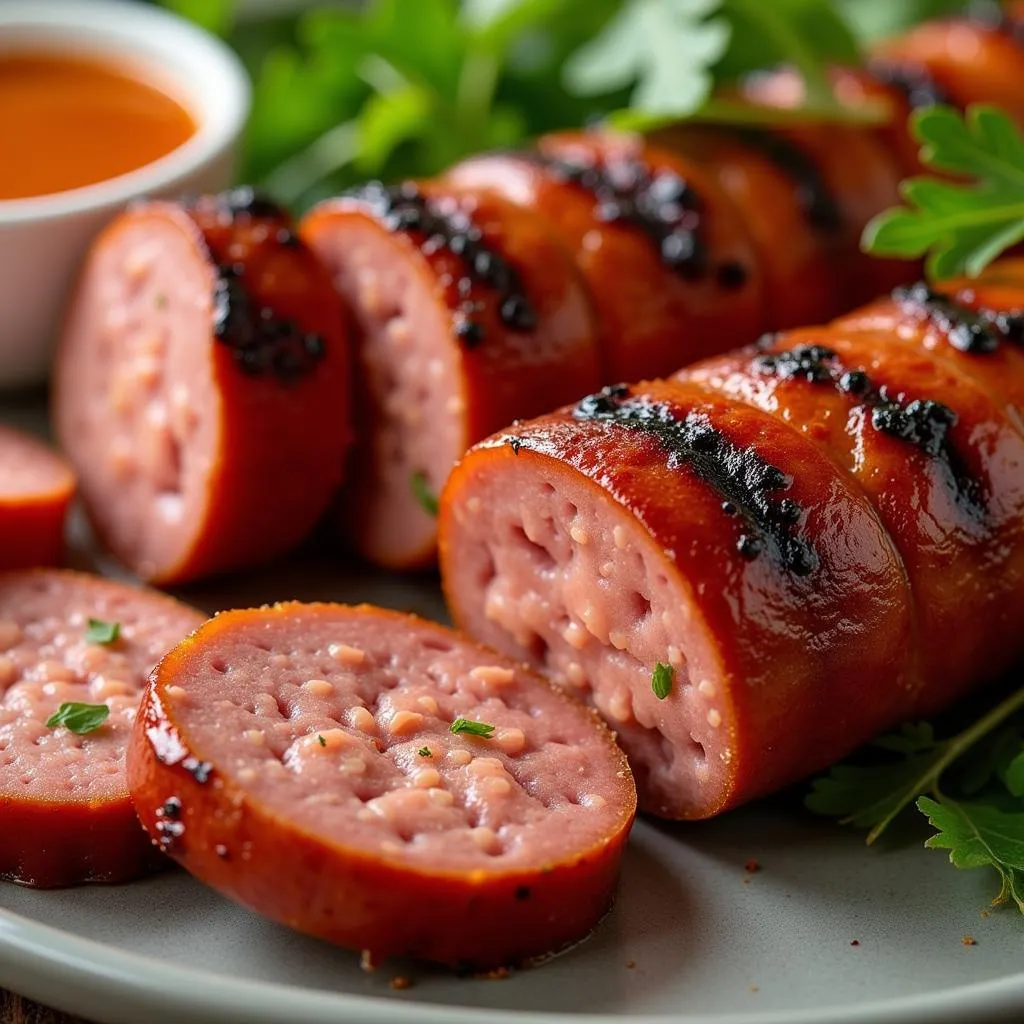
807;683;1024;911
863;105;1024;280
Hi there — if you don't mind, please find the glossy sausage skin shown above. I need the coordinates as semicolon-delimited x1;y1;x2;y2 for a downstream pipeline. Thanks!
0;426;75;570
128;603;635;969
445;131;766;383
300;181;601;569
0;570;203;887
438;259;1024;818
873;11;1024;124
55;189;352;585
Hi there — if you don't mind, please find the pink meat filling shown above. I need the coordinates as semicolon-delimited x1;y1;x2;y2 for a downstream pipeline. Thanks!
444;457;732;819
0;573;202;804
159;608;629;870
0;427;72;499
308;217;466;565
54;210;220;579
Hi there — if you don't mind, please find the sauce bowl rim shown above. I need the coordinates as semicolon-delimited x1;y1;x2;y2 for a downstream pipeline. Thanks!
0;0;252;225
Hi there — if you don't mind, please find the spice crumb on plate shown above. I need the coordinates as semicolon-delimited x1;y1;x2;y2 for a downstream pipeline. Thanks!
744;859;760;873
962;935;978;946
389;976;414;991
850;939;860;947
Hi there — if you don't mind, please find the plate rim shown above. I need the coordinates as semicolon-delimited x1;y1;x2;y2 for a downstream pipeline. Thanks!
3;900;1024;1024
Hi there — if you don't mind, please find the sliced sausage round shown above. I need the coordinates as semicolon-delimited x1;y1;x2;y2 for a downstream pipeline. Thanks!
300;182;601;569
439;380;910;819
444;130;766;383
127;602;635;970
0;569;204;887
54;189;352;585
0;426;75;571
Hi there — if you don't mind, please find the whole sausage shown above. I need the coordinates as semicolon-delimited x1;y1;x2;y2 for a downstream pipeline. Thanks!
444;130;766;383
127;603;635;970
300;182;601;569
0;426;75;570
438;259;1024;819
54;189;352;585
0;570;204;887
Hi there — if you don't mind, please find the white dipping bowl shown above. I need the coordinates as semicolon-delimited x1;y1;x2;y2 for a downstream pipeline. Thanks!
0;0;251;390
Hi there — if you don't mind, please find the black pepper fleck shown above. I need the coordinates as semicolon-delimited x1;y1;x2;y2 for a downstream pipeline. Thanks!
515;885;532;901
573;385;817;575
183;757;214;785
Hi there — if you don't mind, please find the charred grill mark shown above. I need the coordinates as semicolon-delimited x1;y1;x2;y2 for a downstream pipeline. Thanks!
349;181;538;348
526;149;749;286
573;384;818;575
212;264;327;381
892;282;1023;354
867;59;948;110
733;128;843;232
753;342;985;516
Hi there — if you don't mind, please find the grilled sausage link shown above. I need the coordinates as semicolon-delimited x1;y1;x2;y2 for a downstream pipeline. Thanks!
438;258;1024;819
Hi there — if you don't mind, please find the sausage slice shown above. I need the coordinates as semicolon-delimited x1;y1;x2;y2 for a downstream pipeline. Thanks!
0;570;204;887
127;603;635;970
300;182;601;569
54;189;352;584
0;426;75;570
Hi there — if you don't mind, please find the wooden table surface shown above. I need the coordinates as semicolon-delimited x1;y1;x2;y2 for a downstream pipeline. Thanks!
0;991;86;1024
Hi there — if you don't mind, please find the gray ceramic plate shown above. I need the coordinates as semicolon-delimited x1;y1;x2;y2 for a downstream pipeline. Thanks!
1;396;1023;1024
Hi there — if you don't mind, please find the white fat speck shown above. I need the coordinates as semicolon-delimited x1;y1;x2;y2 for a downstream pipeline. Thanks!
613;526;627;550
570;525;589;545
302;679;334;697
707;708;722;728
329;643;366;666
562;621;588;650
698;679;716;698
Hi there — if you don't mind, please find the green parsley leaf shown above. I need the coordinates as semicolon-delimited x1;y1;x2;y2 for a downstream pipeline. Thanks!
410;471;440;517
450;717;496;738
565;0;730;119
317;734;327;747
84;618;120;645
863;105;1024;280
918;796;1024;912
46;702;110;735
836;0;970;44
652;662;674;700
807;685;1024;844
418;746;433;757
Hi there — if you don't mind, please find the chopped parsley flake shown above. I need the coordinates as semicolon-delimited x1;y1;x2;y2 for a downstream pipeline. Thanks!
652;662;673;700
449;718;495;738
46;702;110;735
85;618;120;645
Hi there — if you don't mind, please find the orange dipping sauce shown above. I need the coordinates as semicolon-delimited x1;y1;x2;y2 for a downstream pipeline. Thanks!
0;51;196;201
